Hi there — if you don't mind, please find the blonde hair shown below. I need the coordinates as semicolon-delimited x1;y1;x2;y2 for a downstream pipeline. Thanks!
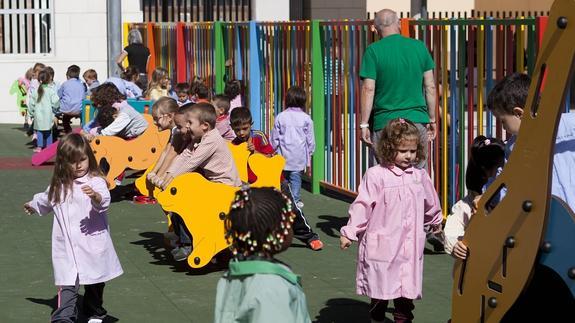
146;67;169;97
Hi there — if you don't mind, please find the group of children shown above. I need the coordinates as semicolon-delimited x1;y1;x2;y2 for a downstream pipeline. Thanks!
25;70;563;323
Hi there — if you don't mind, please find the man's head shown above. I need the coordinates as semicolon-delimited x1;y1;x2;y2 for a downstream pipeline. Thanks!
374;9;400;37
487;73;531;135
230;107;252;143
212;94;230;117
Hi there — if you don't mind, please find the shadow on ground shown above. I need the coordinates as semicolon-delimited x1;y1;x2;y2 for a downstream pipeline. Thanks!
313;298;393;323
26;295;119;322
316;215;348;238
131;231;227;276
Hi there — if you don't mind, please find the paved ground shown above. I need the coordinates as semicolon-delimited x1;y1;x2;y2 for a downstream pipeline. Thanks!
0;124;453;322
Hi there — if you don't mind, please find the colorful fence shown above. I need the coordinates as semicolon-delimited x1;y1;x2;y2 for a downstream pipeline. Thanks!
123;16;556;215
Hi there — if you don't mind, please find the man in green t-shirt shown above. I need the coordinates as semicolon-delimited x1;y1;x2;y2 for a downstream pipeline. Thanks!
359;9;437;168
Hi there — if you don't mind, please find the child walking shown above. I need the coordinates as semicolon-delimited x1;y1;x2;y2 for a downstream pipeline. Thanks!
231;107;324;251
271;86;315;209
340;118;442;323
28;69;60;152
214;187;311;323
24;133;123;323
443;136;505;259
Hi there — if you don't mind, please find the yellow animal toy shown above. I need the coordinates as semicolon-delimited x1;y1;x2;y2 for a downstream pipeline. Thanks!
154;144;285;268
91;114;170;189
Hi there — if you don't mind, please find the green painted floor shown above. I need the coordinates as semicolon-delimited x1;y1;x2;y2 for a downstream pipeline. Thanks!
0;125;453;322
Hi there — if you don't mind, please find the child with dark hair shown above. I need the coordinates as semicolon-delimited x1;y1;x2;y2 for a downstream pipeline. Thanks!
212;94;235;141
29;69;60;152
120;66;143;99
214;187;311;323
443;136;505;259
230;107;324;251
24;133;123;323
174;82;191;106
340;118;442;323
271;86;315;209
224;79;243;113
58;65;87;133
87;83;148;140
95;106;118;130
191;82;211;103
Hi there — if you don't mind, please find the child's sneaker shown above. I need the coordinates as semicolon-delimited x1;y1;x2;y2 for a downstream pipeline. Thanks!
172;245;192;261
87;315;106;323
296;201;304;209
33;147;42;153
308;239;323;251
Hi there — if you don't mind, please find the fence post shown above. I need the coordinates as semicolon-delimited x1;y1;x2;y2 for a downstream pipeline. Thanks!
249;21;262;130
311;20;325;194
176;22;187;83
214;21;225;94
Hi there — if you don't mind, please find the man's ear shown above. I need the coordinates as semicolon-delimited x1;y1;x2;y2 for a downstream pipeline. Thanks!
513;107;524;118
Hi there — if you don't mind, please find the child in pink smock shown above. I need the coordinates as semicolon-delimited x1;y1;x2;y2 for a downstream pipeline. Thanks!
24;133;123;323
340;118;442;323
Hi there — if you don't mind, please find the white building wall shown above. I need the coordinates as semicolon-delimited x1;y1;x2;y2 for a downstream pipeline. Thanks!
0;0;142;124
252;0;290;21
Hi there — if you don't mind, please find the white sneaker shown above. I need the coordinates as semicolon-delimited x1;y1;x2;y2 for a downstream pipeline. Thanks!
88;318;103;323
296;201;304;209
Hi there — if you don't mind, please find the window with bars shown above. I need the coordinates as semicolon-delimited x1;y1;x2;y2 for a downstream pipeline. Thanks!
143;0;252;22
0;0;54;55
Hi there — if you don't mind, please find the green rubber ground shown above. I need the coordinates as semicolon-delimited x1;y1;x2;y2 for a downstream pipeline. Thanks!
0;125;452;322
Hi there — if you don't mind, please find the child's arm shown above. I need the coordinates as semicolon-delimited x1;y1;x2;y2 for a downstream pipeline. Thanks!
99;112;131;136
51;88;60;113
154;145;178;178
24;187;53;216
340;169;378;248
270;117;281;151
305;116;316;155
443;201;472;259
82;177;111;211
161;139;218;189
421;172;443;228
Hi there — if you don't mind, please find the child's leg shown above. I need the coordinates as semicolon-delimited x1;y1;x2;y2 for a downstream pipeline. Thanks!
83;282;107;320
171;213;192;246
392;297;415;323
280;179;320;245
45;130;53;146
51;284;80;323
36;130;45;148
284;170;303;203
369;299;389;322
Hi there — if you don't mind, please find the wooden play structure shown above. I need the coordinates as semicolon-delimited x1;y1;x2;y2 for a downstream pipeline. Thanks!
150;143;285;268
91;114;170;189
451;0;575;321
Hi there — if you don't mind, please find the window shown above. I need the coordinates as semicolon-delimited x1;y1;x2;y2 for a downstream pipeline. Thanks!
0;0;54;54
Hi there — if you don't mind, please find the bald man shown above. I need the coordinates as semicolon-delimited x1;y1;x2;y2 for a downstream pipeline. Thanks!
360;9;437;169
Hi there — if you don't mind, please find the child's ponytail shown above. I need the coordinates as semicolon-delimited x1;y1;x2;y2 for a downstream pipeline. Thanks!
36;69;50;102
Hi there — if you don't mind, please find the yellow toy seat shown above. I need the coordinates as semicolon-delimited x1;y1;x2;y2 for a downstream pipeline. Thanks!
153;143;286;268
91;114;170;189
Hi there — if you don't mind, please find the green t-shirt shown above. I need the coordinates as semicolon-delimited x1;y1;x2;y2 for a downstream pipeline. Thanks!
360;34;435;131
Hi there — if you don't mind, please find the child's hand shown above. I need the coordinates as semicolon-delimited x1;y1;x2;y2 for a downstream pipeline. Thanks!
247;137;255;153
82;185;102;204
84;133;95;142
24;203;36;215
452;241;469;260
340;236;352;250
159;174;174;190
472;194;482;213
147;172;157;181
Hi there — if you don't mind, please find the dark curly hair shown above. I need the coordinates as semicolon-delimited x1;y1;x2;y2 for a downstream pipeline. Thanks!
225;187;291;257
91;83;126;108
95;106;117;129
376;118;425;166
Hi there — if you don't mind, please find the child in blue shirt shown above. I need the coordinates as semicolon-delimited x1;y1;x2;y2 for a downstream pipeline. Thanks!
58;65;87;133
